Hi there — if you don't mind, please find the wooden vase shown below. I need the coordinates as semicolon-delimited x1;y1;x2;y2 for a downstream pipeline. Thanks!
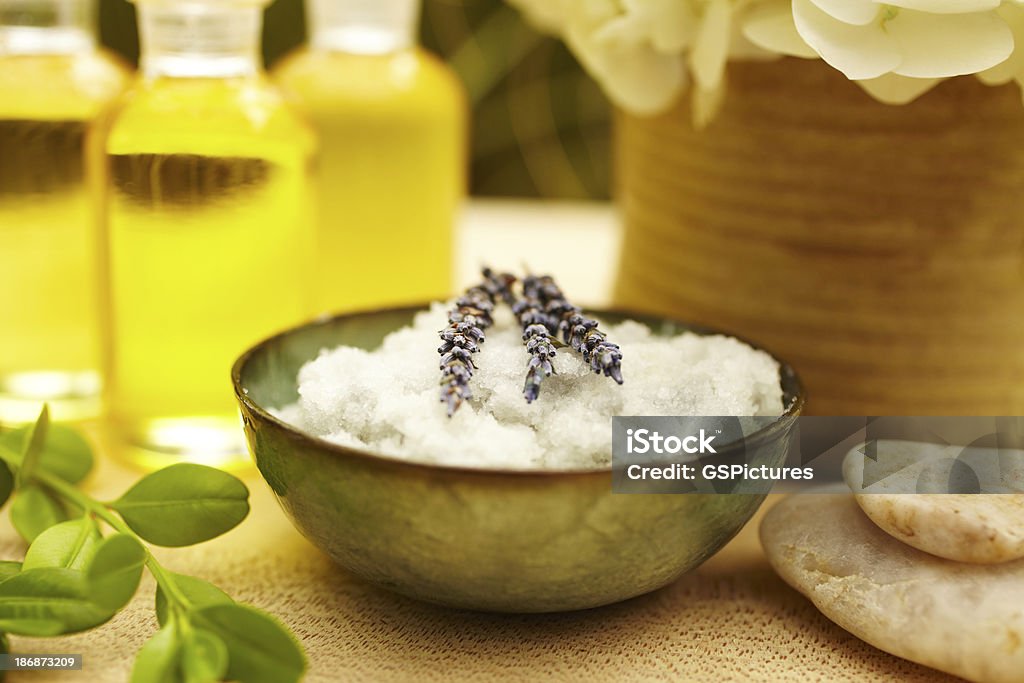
614;58;1024;415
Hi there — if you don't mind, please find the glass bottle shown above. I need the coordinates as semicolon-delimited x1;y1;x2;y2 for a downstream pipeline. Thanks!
98;0;315;469
0;0;127;424
274;0;466;314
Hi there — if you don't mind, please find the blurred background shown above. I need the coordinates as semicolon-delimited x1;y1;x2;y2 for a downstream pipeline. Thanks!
96;0;612;200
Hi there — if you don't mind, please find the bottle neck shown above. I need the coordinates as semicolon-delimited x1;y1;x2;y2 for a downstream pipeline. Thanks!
307;0;419;55
0;0;96;55
138;3;263;79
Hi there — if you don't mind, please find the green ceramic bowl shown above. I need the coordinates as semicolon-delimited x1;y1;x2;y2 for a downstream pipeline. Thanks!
232;307;804;613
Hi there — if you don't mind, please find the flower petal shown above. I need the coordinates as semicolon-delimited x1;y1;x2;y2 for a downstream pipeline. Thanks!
568;24;687;114
595;1;699;54
594;14;657;48
689;0;732;90
977;67;1014;86
885;0;1000;13
809;0;880;25
742;0;819;58
888;9;1013;78
692;79;727;130
622;0;701;53
793;0;901;79
729;20;786;61
978;2;1024;85
856;72;942;103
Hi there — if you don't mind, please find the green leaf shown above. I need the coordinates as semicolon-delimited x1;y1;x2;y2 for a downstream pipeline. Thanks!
155;574;232;628
131;624;182;683
0;460;13;511
0;567;114;635
0;422;94;485
181;628;228;683
0;617;63;636
22;517;100;572
10;485;69;542
135;626;230;683
192;603;305;683
0;562;21;583
111;464;249;547
87;534;146;611
16;405;49;487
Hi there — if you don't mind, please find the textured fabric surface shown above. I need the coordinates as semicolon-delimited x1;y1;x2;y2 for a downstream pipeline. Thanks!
0;454;961;682
0;204;954;679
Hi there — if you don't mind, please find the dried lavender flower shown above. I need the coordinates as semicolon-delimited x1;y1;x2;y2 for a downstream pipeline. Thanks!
482;266;516;306
439;268;516;416
513;276;562;403
527;274;624;385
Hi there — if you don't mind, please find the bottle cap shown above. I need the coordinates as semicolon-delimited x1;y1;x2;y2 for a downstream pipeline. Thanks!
135;0;265;77
0;0;95;53
309;0;420;54
132;0;270;5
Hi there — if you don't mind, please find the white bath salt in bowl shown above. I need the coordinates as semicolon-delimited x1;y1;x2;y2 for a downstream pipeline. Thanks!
273;303;785;470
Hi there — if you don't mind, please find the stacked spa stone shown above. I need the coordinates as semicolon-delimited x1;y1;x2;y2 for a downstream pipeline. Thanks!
760;443;1024;683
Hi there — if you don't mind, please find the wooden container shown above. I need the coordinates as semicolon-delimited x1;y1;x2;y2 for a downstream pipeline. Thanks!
614;58;1024;415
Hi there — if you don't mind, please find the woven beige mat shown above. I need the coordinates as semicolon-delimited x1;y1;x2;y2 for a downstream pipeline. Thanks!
0;453;958;682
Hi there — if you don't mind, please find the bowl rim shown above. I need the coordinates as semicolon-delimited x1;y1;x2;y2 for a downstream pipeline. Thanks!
232;305;806;478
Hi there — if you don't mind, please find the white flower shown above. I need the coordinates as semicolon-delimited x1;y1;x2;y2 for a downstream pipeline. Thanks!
979;2;1024;98
508;0;765;117
507;0;686;114
595;0;700;53
742;0;944;103
791;0;1013;80
505;0;1023;117
742;0;819;58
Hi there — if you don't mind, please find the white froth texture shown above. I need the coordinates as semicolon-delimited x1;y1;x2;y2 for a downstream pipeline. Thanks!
274;303;785;469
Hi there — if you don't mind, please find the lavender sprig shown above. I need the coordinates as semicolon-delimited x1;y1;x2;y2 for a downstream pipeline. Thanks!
526;274;624;385
439;268;515;416
513;276;562;403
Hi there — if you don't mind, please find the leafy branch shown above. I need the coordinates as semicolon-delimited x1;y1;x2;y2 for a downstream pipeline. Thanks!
0;407;306;682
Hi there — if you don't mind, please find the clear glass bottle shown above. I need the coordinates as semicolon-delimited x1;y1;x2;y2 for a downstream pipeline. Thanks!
98;0;315;469
274;0;466;314
0;0;127;424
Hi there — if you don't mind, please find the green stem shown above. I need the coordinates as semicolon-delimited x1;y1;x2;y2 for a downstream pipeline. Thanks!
0;448;193;612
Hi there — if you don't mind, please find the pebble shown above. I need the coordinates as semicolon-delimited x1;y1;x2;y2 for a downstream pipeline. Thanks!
761;494;1024;683
843;441;1024;563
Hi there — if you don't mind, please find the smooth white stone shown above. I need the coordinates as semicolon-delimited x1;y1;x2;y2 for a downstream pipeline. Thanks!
761;494;1024;683
843;441;1024;563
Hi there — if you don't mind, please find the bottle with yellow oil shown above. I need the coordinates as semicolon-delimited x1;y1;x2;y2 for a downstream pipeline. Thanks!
0;0;127;424
274;0;466;314
98;0;315;469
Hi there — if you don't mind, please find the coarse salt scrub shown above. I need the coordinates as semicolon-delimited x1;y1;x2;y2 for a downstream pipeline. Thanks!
274;304;785;469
